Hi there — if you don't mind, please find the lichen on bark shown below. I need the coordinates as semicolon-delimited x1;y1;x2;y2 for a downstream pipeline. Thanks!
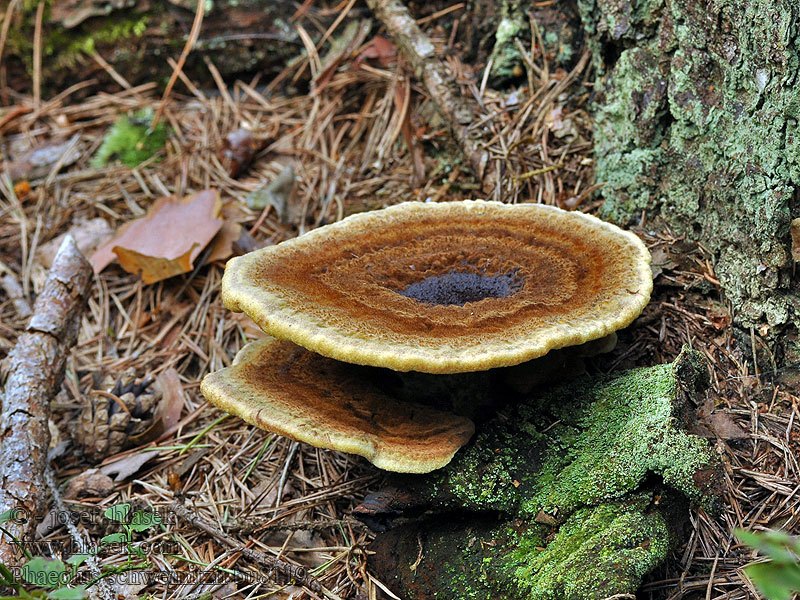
577;0;800;338
366;349;721;599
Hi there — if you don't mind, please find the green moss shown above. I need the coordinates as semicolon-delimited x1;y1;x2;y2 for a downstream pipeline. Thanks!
370;350;719;599
91;108;168;168
7;5;150;74
524;361;713;515
433;349;716;517
486;1;528;85
57;16;149;63
509;496;670;600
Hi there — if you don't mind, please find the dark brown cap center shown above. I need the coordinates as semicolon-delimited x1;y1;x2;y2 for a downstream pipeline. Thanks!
397;268;524;306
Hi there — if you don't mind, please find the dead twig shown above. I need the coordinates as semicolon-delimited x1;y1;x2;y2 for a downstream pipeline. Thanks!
168;501;342;600
0;236;92;567
365;0;494;194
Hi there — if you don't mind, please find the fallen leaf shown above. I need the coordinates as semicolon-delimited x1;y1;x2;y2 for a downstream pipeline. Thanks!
205;221;243;263
708;412;749;440
63;469;115;500
697;399;749;440
7;135;81;181
38;217;113;269
155;368;185;432
217;128;264;178
534;510;557;526
354;36;396;69
100;452;158;482
649;247;678;279
792;218;800;262
115;244;198;284
246;165;296;223
91;189;223;283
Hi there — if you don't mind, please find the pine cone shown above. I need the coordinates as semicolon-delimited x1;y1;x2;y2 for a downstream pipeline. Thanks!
76;368;162;461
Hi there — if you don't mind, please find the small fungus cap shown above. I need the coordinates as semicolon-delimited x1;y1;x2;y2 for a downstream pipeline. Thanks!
200;338;475;473
222;201;653;374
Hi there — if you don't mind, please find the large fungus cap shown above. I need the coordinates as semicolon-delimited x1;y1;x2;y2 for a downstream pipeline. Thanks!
222;201;652;374
200;338;475;473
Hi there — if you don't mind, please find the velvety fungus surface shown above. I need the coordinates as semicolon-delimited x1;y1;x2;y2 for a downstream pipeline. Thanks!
200;337;475;473
221;201;653;373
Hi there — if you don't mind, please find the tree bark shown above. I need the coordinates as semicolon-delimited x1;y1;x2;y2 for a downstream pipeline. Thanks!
0;236;92;567
576;0;800;358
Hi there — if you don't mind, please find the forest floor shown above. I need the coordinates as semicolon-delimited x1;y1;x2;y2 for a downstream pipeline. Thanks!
1;4;798;600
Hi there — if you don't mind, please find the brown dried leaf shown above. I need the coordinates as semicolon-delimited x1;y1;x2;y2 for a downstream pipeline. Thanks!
708;412;749;440
354;36;396;69
63;469;115;500
155;368;185;432
100;452;157;482
38;217;113;269
7;136;81;181
91;190;223;283
217;129;264;178
697;399;748;440
115;244;198;284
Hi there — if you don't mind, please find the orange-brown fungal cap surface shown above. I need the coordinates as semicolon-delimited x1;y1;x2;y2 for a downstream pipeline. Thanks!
200;338;475;473
222;201;653;373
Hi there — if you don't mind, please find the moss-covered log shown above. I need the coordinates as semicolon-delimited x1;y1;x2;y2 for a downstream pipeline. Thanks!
2;0;341;93
576;0;800;350
362;349;721;600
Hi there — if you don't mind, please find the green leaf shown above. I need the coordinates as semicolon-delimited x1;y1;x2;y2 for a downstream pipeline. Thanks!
737;529;800;564
47;587;88;600
0;508;25;524
21;558;66;589
744;561;800;600
65;554;89;568
130;510;161;532
100;532;128;545
0;562;20;586
104;504;131;523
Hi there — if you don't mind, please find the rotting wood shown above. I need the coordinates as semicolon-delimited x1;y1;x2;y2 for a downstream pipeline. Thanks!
365;0;496;196
0;235;92;567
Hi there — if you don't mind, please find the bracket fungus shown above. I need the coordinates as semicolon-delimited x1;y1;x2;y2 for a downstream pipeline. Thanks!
219;201;652;373
201;201;653;473
201;338;475;473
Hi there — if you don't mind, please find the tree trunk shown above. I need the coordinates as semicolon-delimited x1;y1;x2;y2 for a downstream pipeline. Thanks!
577;0;800;360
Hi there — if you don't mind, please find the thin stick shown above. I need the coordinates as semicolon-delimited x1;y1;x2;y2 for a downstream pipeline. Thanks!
168;501;341;599
32;0;44;108
0;0;20;73
152;0;206;130
365;0;494;193
0;236;92;567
